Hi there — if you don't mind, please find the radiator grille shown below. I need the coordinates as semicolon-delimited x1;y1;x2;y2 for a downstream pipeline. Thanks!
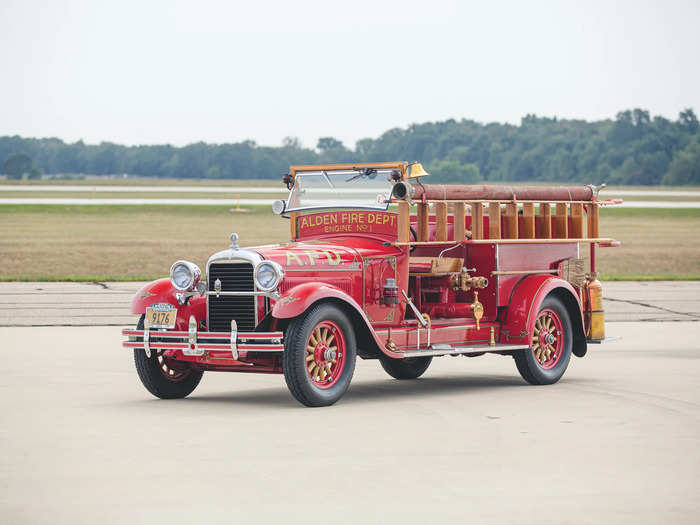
208;263;256;332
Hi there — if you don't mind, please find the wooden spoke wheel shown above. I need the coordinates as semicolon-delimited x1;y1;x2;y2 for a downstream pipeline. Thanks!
283;304;356;407
514;296;572;385
305;320;346;389
531;308;564;370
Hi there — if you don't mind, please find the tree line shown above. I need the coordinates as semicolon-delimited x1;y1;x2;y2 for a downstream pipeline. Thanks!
2;108;699;185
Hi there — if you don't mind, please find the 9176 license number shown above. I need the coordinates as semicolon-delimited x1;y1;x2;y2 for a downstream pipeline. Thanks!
145;303;177;329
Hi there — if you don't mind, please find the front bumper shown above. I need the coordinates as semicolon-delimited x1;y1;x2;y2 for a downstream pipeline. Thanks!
122;321;283;361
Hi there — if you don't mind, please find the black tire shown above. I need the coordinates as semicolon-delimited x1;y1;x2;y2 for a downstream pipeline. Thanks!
379;355;432;380
514;295;572;385
133;315;203;399
282;303;356;407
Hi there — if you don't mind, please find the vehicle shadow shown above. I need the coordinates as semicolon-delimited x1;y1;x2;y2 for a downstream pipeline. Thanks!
175;373;588;408
344;374;527;404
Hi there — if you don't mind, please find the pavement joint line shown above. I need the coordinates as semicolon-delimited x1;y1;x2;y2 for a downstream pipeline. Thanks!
604;296;700;319
87;281;111;290
0;292;133;295
0;324;134;327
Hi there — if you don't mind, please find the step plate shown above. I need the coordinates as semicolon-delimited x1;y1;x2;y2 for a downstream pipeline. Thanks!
400;343;529;358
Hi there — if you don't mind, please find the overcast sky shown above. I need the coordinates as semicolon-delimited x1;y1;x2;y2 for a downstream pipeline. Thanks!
1;0;698;149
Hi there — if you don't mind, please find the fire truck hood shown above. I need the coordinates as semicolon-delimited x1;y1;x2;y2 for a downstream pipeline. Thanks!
253;237;401;270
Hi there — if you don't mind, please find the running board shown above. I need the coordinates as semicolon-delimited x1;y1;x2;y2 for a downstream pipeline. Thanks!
400;343;529;358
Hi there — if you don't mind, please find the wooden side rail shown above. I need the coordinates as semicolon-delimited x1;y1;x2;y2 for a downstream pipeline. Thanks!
395;199;603;245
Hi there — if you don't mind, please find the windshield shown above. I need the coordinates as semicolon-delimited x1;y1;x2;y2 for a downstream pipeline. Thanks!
285;169;394;212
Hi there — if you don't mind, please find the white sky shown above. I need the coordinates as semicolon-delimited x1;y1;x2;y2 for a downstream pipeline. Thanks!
1;0;699;149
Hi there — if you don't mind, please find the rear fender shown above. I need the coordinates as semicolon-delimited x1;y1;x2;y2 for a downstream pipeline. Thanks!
272;282;395;358
501;275;586;357
130;278;206;331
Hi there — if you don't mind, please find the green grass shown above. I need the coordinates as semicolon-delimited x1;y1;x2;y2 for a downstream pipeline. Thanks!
1;203;699;281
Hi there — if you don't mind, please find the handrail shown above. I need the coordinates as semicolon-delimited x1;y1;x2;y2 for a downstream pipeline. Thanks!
387;238;617;247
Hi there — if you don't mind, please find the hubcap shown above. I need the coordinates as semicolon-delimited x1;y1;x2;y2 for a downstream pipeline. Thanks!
531;309;564;370
305;320;346;389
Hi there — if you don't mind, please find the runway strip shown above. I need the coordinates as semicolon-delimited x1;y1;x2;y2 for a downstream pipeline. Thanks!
1;197;699;207
3;185;700;197
1;280;698;326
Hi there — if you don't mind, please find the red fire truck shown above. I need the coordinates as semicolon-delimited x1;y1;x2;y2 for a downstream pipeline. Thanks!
122;162;619;406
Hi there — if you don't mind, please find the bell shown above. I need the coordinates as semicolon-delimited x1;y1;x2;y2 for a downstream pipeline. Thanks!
407;162;430;179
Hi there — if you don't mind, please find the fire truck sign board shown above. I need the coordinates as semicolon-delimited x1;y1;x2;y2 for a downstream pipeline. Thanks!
297;211;398;238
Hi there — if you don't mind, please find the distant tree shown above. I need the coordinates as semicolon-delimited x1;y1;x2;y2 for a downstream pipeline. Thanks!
678;108;699;134
317;137;346;153
0;107;697;184
662;136;700;185
429;160;482;183
3;152;41;179
282;136;303;149
206;165;222;178
632;108;650;127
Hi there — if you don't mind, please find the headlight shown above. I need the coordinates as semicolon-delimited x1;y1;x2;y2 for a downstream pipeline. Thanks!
271;199;286;215
254;260;284;292
170;260;201;291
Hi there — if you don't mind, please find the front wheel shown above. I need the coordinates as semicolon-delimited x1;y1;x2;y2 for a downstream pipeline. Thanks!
514;296;572;385
282;304;356;407
133;315;203;399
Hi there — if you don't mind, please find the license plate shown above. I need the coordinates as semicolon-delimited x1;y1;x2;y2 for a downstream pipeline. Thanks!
145;303;177;329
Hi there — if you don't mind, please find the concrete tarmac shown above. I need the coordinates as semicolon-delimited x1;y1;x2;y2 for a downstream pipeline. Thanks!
2;320;699;524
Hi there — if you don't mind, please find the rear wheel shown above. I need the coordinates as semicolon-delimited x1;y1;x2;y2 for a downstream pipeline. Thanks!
282;304;356;407
379;355;432;380
514;296;572;385
133;315;203;399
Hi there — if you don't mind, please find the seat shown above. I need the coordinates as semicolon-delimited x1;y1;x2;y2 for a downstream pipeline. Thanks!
409;257;463;276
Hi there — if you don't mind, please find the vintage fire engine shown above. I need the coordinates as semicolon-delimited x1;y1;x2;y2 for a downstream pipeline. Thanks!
122;162;620;406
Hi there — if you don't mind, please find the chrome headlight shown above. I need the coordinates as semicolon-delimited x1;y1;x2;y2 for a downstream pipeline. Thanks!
170;260;201;291
271;199;286;215
254;260;284;292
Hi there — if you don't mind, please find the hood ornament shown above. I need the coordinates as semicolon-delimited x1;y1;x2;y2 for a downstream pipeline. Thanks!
229;232;239;249
214;278;222;297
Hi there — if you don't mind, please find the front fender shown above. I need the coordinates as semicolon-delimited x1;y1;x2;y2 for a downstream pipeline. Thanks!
501;275;585;351
130;278;206;331
131;278;177;313
272;282;365;319
272;282;398;358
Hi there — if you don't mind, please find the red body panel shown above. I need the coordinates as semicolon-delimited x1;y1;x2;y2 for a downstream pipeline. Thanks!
272;282;364;319
257;235;408;327
500;275;584;346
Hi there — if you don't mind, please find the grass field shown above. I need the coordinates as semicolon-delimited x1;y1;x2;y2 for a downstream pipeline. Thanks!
0;205;698;281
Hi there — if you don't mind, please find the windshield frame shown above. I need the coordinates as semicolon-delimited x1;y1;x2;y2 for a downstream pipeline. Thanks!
284;167;397;213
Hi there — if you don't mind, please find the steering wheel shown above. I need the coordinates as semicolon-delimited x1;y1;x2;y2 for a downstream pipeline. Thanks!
409;226;418;253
